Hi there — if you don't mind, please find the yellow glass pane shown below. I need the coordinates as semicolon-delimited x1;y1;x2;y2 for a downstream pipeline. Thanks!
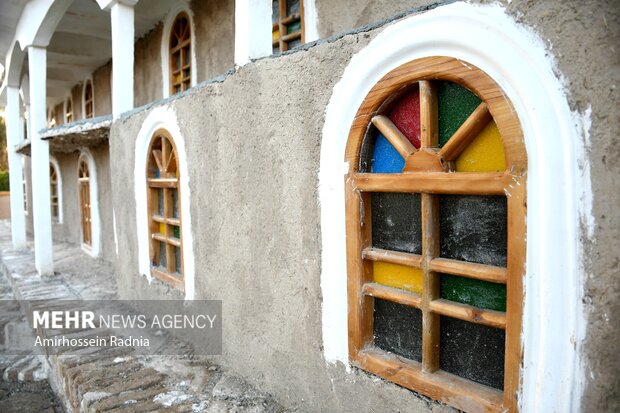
455;121;506;172
159;223;166;234
272;29;280;42
373;261;423;294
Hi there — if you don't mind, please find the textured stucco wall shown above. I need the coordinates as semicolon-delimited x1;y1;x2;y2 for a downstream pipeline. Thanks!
71;83;83;121
105;1;617;411
93;62;112;117
191;0;235;82
315;0;446;37
134;24;164;108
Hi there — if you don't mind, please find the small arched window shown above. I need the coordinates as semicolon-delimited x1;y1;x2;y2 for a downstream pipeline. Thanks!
78;157;91;247
169;13;192;95
345;57;526;412
50;162;60;222
65;97;73;123
84;81;94;119
147;129;183;290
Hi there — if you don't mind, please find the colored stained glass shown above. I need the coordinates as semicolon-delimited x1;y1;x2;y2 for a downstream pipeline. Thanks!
388;87;421;149
371;193;422;254
440;274;506;311
440;316;505;389
370;134;405;173
455;121;506;172
159;223;166;235
370;88;421;173
286;21;301;33
373;261;423;294
374;298;422;362
173;225;180;239
438;81;481;147
439;195;507;267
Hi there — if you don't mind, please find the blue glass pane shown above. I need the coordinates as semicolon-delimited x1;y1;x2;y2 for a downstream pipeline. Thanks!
371;133;404;173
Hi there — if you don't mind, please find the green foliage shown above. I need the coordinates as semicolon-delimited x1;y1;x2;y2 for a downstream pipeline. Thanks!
0;171;8;192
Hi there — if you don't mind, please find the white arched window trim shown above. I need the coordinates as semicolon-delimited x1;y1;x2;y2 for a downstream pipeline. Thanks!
160;2;197;98
134;106;195;299
49;156;63;224
81;76;95;119
319;3;592;412
77;149;101;257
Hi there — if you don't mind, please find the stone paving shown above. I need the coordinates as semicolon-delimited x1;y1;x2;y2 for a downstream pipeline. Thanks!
0;221;288;413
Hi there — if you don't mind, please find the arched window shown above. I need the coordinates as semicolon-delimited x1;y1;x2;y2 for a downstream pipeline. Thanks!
65;97;73;123
345;57;526;411
147;129;183;289
84;80;94;119
169;13;192;95
78;157;91;247
50;160;62;223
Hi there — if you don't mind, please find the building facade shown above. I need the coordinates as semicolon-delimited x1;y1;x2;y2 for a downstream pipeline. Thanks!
0;0;618;412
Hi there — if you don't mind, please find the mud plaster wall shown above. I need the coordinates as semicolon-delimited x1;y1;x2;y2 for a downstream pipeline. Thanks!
191;0;235;81
53;103;64;126
315;0;448;37
93;62;112;117
108;1;618;411
71;84;83;121
134;24;164;108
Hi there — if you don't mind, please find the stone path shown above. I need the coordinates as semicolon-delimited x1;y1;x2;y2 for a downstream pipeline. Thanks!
0;221;288;413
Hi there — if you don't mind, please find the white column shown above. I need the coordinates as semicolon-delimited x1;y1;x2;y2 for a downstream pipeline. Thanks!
28;46;54;275
234;0;272;66
110;1;136;117
5;87;27;249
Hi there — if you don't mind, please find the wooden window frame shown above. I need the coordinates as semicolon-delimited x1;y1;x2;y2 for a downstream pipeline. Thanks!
169;12;192;96
345;56;527;413
84;80;94;119
146;129;184;291
78;156;92;248
272;0;304;53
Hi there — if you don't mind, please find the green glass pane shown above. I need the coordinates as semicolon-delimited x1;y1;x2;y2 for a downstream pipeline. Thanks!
173;226;180;239
438;81;481;147
286;20;301;33
440;274;506;312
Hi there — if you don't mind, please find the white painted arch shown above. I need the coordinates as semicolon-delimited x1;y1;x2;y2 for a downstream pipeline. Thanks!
319;3;591;412
134;106;196;300
160;2;197;99
77;148;101;257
